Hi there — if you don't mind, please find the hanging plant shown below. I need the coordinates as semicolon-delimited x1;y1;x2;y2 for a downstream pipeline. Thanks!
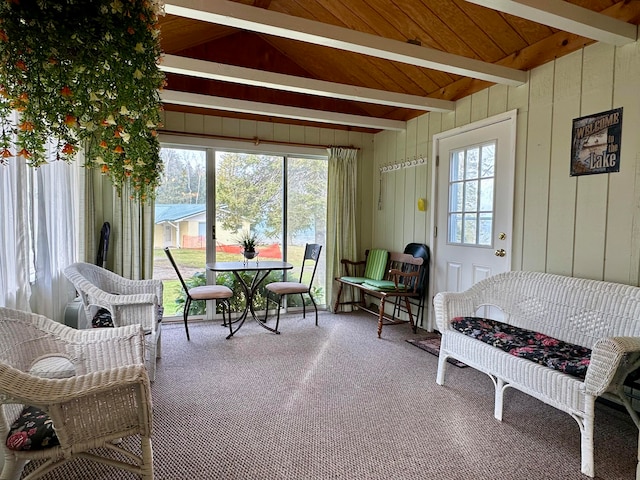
0;0;166;200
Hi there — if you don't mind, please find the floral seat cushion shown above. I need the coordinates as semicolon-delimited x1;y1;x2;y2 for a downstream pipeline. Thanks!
450;316;591;380
6;406;59;451
92;306;164;329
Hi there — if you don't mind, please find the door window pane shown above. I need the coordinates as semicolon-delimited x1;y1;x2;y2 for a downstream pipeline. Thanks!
447;141;496;246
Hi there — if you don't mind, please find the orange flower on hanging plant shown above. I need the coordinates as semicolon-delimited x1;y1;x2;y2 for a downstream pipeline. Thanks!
113;145;125;154
60;86;73;97
19;121;34;131
17;148;31;159
61;143;75;155
64;114;77;127
101;164;109;173
1;148;12;158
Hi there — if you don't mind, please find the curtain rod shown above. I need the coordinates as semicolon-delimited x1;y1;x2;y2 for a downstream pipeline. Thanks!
159;129;360;150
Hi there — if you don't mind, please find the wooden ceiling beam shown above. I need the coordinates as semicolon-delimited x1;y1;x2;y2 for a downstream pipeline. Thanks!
160;54;455;112
164;0;527;86
160;89;407;131
465;0;637;46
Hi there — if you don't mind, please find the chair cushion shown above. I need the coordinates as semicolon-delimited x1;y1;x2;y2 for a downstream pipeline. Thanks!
6;406;59;451
266;282;309;295
451;316;591;380
92;307;114;328
363;249;388;281
362;279;405;290
189;285;233;300
339;276;368;284
92;305;164;329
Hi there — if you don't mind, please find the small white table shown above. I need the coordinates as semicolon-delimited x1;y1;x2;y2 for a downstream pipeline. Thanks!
206;261;293;338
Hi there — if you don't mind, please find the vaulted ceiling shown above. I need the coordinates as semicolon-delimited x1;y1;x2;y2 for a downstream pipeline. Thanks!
158;0;640;134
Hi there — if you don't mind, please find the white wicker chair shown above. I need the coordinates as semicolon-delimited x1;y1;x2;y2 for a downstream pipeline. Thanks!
63;262;163;382
0;307;153;480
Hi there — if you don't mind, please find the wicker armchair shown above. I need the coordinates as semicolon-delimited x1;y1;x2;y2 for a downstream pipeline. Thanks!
0;307;153;480
63;262;163;382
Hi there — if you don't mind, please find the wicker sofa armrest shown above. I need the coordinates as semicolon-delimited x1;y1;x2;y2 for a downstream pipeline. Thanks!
0;363;152;446
584;336;640;396
433;291;479;332
110;276;163;296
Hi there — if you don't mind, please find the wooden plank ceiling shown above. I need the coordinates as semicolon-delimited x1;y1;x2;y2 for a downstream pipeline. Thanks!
158;0;640;134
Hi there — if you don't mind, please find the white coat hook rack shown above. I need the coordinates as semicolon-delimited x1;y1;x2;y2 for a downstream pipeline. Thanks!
379;155;426;174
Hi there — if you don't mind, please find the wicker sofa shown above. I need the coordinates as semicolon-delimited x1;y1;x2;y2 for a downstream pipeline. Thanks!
434;271;640;478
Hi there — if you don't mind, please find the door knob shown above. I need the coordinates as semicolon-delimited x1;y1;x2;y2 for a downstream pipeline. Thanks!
495;249;506;257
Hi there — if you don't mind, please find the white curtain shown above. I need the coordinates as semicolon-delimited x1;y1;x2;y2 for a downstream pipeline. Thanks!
0;111;80;317
326;147;359;312
0;146;32;311
30;158;80;321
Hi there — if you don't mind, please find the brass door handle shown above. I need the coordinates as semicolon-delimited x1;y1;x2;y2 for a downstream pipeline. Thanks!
495;249;506;257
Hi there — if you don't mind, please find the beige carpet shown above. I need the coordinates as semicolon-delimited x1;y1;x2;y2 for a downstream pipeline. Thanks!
22;311;638;479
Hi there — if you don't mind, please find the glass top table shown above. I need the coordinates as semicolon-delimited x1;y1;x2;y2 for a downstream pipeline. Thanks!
206;261;293;339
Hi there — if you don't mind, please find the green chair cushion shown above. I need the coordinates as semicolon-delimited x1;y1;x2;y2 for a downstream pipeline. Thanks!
363;279;405;290
363;249;388;281
340;276;369;284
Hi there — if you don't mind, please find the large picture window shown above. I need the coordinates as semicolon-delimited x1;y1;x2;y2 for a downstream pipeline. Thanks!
153;142;327;320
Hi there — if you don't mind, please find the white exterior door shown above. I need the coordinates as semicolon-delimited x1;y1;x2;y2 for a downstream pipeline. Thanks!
432;111;517;315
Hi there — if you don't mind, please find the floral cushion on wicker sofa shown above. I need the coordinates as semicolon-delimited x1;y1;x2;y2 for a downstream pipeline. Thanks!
6;406;59;451
451;316;591;380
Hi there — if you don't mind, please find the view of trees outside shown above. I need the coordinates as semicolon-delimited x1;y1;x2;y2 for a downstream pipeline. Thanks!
153;147;327;319
448;142;495;246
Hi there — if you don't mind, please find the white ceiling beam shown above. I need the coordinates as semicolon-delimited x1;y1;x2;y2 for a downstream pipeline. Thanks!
160;90;407;131
164;0;527;86
161;54;455;112
466;0;637;46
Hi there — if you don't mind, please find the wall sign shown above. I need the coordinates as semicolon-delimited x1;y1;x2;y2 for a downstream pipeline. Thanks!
570;107;622;176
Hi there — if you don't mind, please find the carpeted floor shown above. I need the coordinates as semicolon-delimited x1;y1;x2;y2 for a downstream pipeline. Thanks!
22;311;638;479
406;334;468;368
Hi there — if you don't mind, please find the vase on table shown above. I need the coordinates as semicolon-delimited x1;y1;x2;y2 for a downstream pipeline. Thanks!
242;249;259;265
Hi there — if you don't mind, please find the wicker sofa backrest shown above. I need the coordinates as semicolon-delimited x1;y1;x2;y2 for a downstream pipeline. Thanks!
464;271;640;349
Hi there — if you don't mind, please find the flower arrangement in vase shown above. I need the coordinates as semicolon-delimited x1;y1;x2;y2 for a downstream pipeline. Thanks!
237;230;259;260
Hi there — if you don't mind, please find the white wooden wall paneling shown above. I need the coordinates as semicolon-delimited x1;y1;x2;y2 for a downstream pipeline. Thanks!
471;88;490;123
256;121;274;141
488;84;509;117
392;128;405;250
606;42;640;284
404;118;418;247
185;113;204;134
522;62;554;272
204;115;222;134
273;123;290;143
455;96;472;127
507;81;530;271
222;117;240;138
573;43;615;280
163;110;185;131
546;52;581;277
415;115;429;246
